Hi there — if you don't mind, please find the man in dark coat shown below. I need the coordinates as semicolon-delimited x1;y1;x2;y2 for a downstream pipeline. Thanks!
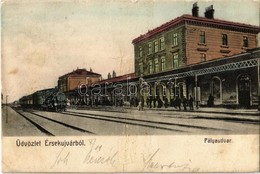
189;95;194;110
149;95;153;108
175;96;181;110
208;94;214;107
164;97;168;108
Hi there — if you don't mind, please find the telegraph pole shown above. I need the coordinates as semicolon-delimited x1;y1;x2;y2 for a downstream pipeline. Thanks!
257;58;260;111
6;95;8;123
195;74;199;109
174;78;177;97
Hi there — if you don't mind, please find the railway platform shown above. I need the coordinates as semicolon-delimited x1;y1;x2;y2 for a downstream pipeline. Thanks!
147;107;259;116
71;105;259;120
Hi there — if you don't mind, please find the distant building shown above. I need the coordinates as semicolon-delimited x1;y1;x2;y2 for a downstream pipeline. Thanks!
65;73;135;106
132;4;259;77
58;68;101;92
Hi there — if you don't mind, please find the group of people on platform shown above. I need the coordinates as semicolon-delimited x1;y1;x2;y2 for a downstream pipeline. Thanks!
135;95;195;111
68;94;215;111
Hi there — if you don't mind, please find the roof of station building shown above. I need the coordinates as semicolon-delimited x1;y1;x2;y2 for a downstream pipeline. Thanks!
132;14;260;44
59;68;101;78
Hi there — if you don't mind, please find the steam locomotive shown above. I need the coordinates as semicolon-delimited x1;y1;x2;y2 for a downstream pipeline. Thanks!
19;88;67;112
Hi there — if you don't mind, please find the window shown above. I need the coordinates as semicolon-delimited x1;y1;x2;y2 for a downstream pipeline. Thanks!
154;41;159;52
139;62;143;74
161;56;166;71
199;31;205;44
138;46;143;57
148;42;152;54
173;52;179;68
243;36;248;47
200;53;206;62
149;60;153;74
222;34;228;46
154;58;159;72
173;33;178;46
159;37;165;50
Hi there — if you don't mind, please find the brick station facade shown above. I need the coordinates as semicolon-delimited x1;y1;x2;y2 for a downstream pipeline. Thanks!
132;15;259;77
130;4;260;108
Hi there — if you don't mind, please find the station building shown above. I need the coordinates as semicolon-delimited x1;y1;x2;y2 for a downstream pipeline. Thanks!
132;4;260;108
58;68;101;93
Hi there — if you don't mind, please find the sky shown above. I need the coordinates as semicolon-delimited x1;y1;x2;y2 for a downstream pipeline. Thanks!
1;0;260;102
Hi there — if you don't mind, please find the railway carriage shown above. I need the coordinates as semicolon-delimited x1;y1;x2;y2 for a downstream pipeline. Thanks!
19;88;67;112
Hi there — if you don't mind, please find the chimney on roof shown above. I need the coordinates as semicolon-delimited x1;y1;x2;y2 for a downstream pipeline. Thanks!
204;5;214;19
192;2;199;17
108;73;111;79
112;70;116;78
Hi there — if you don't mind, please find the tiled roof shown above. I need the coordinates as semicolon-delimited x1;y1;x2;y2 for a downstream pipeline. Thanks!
132;14;260;44
59;68;101;78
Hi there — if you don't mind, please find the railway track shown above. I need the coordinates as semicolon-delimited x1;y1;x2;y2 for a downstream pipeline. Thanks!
63;110;229;132
12;107;230;135
13;109;54;136
63;111;185;133
12;108;95;136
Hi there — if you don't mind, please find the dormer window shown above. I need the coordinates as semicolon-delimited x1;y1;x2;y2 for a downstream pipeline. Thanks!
138;46;143;57
222;34;228;46
161;56;166;71
173;52;179;68
200;53;206;62
148;42;153;54
173;33;178;46
154;58;159;72
243;36;248;47
139;62;143;74
154;41;159;52
199;31;205;44
149;60;153;74
159;37;165;50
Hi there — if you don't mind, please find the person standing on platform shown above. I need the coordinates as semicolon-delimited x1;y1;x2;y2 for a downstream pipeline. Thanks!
153;97;157;108
176;96;181;110
189;95;194;110
164;97;168;108
149;95;153;108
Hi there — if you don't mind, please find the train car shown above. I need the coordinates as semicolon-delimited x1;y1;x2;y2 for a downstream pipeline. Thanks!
19;88;67;112
32;88;54;109
19;96;28;108
19;95;33;108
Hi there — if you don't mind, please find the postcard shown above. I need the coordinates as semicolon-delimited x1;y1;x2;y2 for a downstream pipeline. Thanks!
1;0;260;172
